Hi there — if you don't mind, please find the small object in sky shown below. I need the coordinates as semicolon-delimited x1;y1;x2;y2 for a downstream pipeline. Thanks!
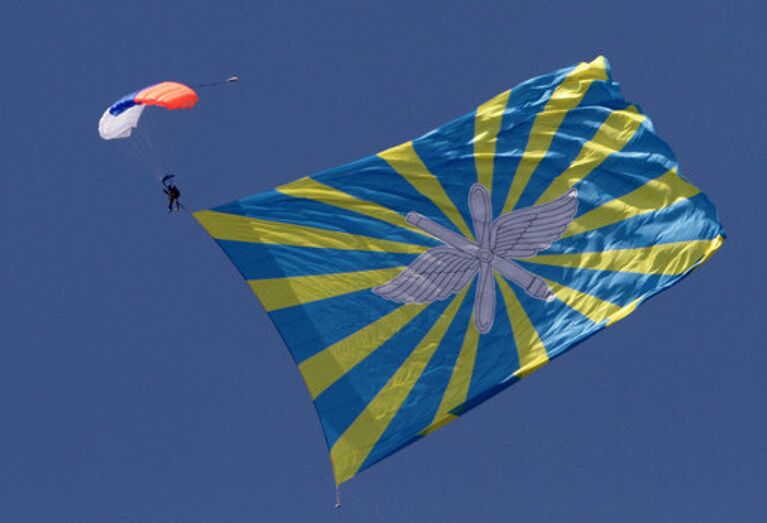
195;56;724;486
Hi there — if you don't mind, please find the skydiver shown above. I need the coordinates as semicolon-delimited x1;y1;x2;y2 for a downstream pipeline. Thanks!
162;175;182;212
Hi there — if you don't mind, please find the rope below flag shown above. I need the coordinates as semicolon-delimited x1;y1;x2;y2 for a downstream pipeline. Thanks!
195;57;724;485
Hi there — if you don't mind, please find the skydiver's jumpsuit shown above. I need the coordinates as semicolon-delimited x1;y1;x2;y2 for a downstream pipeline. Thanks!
164;184;181;212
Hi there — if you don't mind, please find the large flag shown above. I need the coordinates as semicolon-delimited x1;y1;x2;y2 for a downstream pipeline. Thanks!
195;57;724;485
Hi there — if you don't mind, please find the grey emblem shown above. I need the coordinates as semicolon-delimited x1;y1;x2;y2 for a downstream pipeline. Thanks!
373;183;578;334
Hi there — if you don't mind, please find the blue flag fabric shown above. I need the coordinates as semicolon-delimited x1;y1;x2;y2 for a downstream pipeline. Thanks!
195;57;724;484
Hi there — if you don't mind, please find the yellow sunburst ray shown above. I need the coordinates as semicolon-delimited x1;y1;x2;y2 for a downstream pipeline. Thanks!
563;168;700;238
495;276;549;378
527;237;724;275
474;90;512;192
194;210;429;254
379;141;474;240
502;56;609;213
330;288;469;484
248;267;407;312
276;177;433;240
543;278;641;327
298;303;429;398
421;313;480;435
535;105;646;205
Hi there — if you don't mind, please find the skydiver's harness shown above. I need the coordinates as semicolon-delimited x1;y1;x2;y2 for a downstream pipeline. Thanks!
164;185;181;199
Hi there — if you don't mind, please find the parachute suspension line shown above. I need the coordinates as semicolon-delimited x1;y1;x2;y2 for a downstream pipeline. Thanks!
335;485;342;509
191;75;239;89
136;111;165;180
114;128;165;183
129;131;160;180
116;136;150;175
133;132;152;174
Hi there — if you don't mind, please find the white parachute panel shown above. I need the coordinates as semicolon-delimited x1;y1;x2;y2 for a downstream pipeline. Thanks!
98;105;145;140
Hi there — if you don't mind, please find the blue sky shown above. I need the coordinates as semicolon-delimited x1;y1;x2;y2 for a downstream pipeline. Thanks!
1;1;764;521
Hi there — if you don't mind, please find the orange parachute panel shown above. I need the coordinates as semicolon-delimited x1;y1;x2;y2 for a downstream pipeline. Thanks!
135;82;198;110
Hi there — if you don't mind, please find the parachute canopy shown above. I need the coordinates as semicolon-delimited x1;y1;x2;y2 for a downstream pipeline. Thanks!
98;81;198;140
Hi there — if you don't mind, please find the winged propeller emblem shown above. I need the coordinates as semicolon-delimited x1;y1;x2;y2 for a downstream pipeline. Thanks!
373;183;578;334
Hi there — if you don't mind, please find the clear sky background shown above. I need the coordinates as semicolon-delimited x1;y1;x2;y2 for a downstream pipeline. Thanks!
2;1;765;521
